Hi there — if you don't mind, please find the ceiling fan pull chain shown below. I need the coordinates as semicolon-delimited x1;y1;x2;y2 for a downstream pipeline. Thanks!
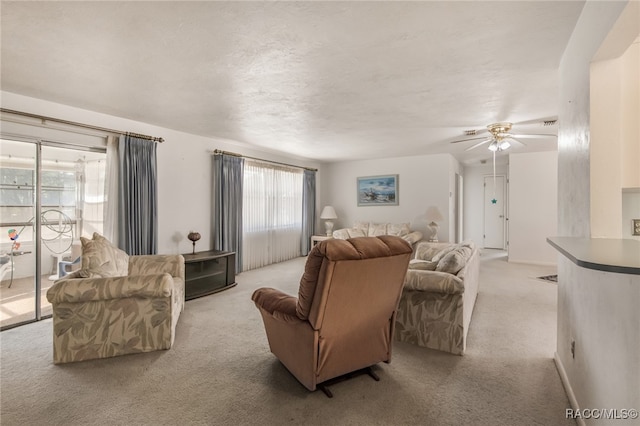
491;150;498;204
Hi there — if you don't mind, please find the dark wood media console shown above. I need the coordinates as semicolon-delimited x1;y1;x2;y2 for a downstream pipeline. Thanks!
183;250;236;300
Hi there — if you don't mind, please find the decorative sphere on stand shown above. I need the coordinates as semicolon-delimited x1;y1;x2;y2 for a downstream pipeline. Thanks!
187;231;201;254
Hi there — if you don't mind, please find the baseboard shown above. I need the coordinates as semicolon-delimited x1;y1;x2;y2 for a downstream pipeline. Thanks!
554;352;586;426
507;258;557;267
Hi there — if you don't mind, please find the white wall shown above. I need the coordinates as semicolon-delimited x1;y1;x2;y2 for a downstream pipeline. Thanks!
590;57;623;238
556;1;638;422
620;39;640;189
322;154;458;243
462;160;508;246
508;151;558;265
590;38;639;239
1;91;324;256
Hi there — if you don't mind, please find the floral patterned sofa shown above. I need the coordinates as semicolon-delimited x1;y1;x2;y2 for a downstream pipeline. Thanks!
332;221;423;247
46;233;185;364
395;241;479;355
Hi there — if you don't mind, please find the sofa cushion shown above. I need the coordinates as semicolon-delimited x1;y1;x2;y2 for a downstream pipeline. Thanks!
353;221;370;235
436;246;472;275
79;233;129;278
368;222;388;236
408;259;437;271
387;223;411;237
346;228;367;238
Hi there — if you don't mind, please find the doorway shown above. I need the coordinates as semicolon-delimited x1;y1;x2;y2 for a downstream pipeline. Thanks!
483;175;506;249
0;138;106;329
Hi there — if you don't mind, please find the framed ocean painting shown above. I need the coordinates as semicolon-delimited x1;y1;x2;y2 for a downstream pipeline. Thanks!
357;175;399;206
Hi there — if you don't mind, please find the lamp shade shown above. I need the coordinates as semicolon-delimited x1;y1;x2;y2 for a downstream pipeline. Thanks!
425;206;444;223
320;206;338;220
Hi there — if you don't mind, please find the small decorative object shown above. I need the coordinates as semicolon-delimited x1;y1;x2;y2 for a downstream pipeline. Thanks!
633;219;640;236
8;228;20;251
320;206;338;236
357;175;399;206
187;231;201;254
425;206;444;242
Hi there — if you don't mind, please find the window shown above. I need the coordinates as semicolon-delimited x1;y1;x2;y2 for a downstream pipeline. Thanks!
242;160;303;270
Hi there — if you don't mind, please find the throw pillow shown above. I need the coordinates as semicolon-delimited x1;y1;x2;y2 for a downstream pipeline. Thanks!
414;242;443;261
79;233;129;278
408;259;438;271
431;244;460;263
436;246;471;275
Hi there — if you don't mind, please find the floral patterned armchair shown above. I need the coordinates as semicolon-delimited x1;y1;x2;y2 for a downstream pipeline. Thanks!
45;233;185;364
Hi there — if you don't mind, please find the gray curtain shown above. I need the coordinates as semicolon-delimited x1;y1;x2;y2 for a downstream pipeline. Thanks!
118;135;158;255
213;154;244;272
301;169;316;255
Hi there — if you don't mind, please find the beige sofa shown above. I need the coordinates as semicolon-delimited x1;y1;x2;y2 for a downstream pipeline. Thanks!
395;241;479;355
46;233;185;364
333;221;423;246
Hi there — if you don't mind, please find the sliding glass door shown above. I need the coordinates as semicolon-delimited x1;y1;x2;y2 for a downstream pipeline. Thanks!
0;139;37;328
0;139;106;329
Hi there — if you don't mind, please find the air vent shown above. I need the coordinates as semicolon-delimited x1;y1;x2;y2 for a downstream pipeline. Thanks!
543;120;557;126
464;130;477;136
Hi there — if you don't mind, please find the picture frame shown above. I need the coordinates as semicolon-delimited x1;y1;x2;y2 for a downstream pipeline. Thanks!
357;174;399;206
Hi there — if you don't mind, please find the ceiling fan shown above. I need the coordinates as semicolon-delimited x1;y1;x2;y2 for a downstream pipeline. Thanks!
450;121;557;152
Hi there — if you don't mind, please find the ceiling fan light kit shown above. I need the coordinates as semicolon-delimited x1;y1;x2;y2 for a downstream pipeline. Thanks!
488;139;511;152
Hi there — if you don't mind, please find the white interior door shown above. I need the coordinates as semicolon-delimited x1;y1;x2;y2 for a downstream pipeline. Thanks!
483;175;506;249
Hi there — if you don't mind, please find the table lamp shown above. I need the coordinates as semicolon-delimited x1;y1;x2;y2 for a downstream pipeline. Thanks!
320;206;338;236
425;206;444;242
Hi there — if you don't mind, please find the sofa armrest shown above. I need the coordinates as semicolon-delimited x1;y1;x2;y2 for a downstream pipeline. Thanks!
404;270;464;294
128;255;185;279
402;231;423;245
46;273;174;304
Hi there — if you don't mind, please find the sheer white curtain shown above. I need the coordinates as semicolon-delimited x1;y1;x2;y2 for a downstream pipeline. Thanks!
102;135;119;245
81;158;106;237
242;160;303;271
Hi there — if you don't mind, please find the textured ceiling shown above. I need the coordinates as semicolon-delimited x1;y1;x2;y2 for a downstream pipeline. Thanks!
0;1;585;164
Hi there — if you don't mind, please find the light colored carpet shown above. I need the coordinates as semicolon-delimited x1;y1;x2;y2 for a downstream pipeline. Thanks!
0;250;574;426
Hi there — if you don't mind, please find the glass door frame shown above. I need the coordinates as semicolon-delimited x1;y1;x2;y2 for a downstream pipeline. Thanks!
1;136;106;330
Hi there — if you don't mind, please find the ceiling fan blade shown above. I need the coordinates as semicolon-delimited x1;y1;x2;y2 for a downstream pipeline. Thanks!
513;117;558;126
508;133;557;139
465;138;492;151
507;137;527;147
450;135;490;144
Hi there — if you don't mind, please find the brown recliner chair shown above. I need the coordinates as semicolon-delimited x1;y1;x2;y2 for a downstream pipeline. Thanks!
251;236;412;397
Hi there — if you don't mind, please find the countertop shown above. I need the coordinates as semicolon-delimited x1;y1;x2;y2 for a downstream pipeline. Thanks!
547;237;640;275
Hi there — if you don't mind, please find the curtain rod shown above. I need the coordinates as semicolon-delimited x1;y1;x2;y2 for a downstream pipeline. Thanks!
212;149;317;172
0;108;164;142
